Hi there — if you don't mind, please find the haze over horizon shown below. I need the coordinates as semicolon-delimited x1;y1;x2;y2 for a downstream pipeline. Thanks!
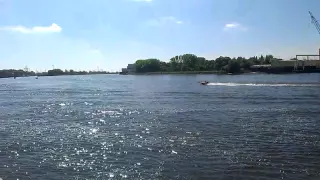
0;0;319;72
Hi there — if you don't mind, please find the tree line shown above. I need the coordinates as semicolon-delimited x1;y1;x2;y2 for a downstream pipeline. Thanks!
0;69;117;78
45;69;117;76
134;54;279;73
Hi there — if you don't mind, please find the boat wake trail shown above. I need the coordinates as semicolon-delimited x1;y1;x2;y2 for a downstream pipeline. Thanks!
207;82;320;87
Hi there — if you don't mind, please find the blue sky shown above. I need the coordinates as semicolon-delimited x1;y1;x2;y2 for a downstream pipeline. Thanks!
0;0;319;71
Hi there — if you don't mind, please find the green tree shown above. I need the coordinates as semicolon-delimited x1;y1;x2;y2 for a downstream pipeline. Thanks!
129;53;278;74
226;60;241;73
215;56;231;70
135;59;161;73
264;55;274;64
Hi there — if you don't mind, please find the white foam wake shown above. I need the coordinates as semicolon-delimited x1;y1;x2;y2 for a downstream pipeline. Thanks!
207;82;320;87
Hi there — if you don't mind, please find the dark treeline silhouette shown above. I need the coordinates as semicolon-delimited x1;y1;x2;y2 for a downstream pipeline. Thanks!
134;54;279;74
46;69;89;76
0;69;36;78
0;69;117;78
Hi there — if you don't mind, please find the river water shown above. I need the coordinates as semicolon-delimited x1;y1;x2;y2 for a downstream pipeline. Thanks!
0;73;319;180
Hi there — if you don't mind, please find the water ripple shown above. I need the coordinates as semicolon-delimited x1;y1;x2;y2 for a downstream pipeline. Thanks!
0;74;319;180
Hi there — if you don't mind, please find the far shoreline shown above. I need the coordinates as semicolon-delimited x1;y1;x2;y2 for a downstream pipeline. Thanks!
1;70;319;79
120;70;320;75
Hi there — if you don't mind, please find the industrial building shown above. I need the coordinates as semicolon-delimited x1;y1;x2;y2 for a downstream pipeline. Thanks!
271;58;320;68
252;11;320;73
126;64;135;73
120;64;136;74
268;58;320;73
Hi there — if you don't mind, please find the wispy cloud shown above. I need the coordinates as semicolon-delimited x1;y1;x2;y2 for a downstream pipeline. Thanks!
223;22;247;31
146;16;183;26
0;23;62;34
131;0;152;2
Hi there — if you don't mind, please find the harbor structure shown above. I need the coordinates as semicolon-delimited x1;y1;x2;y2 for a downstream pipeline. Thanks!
292;11;320;71
120;64;136;74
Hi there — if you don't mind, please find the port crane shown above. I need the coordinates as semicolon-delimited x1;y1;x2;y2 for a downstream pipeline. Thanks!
294;11;320;71
309;11;320;35
308;11;320;61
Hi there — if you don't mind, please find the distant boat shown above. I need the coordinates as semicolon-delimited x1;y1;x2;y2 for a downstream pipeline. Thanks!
200;81;209;85
35;76;38;79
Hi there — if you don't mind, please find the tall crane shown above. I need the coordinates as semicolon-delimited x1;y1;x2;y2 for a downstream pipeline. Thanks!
309;11;320;35
308;11;320;62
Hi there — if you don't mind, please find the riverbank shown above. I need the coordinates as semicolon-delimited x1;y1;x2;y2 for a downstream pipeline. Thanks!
121;70;266;75
0;72;119;79
0;69;118;79
131;71;226;75
39;72;118;77
121;68;320;75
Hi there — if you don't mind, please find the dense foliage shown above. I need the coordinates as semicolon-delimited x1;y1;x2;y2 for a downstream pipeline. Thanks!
134;54;277;73
47;69;89;76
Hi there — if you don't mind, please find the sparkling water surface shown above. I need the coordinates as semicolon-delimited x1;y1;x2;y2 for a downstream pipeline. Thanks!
0;73;319;180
